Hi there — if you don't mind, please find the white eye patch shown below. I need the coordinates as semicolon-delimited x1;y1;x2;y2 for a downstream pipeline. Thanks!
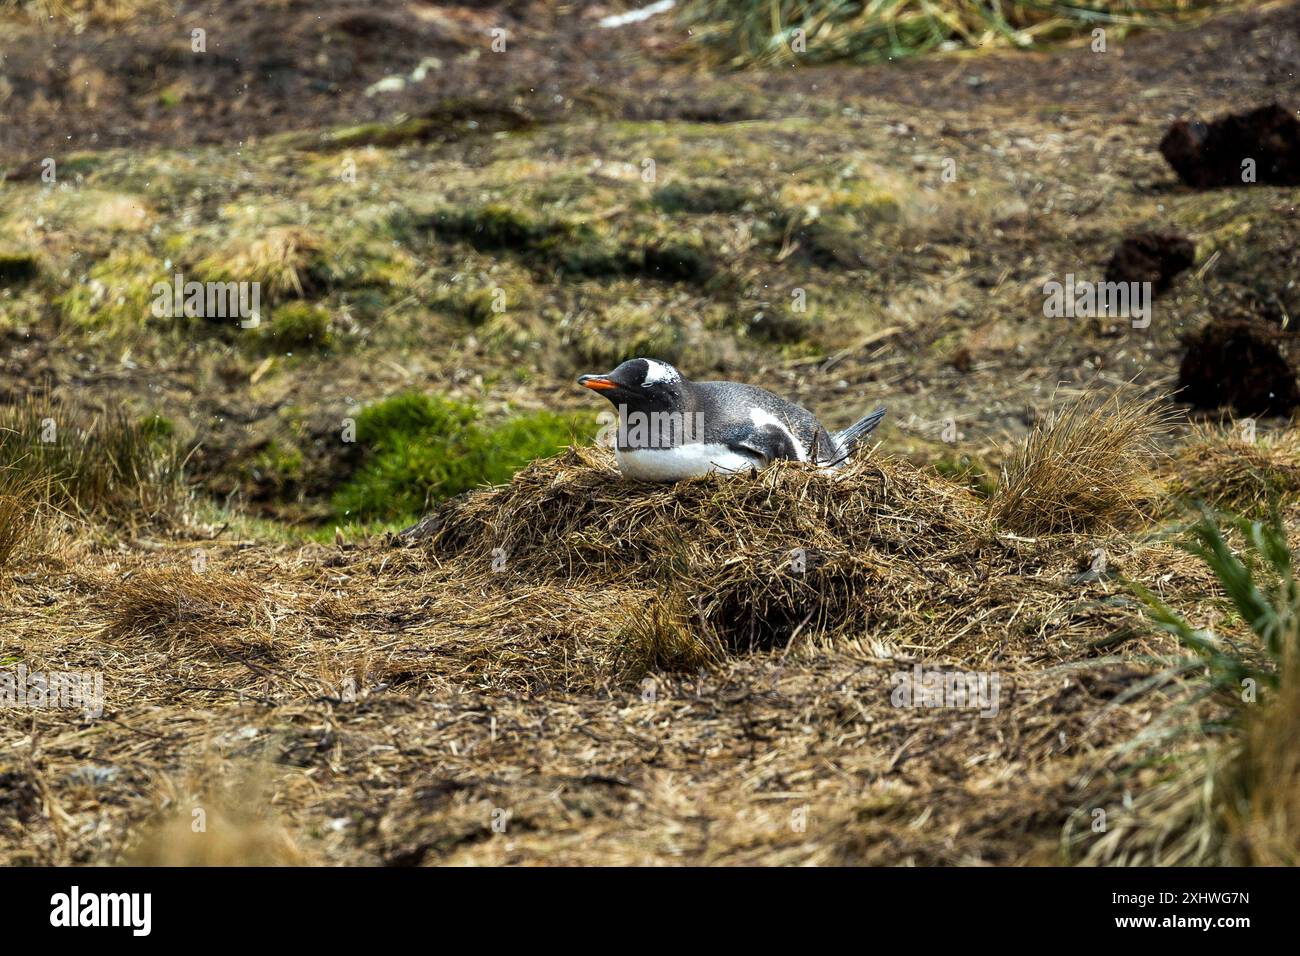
642;359;679;387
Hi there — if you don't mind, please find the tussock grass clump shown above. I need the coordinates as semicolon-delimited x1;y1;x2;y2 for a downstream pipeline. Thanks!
0;470;49;574
199;226;330;303
0;393;187;528
990;392;1170;536
1163;424;1300;517
681;0;1233;66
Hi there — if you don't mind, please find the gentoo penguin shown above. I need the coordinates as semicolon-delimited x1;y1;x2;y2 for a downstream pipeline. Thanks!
577;358;886;481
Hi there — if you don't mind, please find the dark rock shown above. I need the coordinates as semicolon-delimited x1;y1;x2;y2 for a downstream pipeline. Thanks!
1105;232;1195;294
1178;318;1300;415
1160;103;1300;189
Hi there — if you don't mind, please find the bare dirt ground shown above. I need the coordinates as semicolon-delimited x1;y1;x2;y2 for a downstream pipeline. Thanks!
2;2;1299;865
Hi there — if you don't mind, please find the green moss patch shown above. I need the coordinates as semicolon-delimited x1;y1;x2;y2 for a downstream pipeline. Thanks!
332;392;595;522
58;250;168;332
247;302;335;353
247;438;308;494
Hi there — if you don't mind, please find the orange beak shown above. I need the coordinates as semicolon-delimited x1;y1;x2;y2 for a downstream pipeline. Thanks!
578;375;617;392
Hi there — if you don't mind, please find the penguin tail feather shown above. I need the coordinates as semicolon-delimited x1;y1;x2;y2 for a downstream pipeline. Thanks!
826;407;886;467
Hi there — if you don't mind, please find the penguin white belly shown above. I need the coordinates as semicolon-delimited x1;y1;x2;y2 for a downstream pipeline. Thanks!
616;444;759;481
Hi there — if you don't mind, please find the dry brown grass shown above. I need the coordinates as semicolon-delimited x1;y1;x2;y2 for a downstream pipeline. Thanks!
0;468;48;576
126;765;313;866
1225;655;1300;865
382;445;1220;698
0;390;188;530
991;392;1172;536
415;446;1002;656
103;568;270;641
611;594;722;682
1068;744;1230;867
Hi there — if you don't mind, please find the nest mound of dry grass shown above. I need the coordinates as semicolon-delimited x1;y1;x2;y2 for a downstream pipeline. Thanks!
408;447;1071;657
424;446;991;577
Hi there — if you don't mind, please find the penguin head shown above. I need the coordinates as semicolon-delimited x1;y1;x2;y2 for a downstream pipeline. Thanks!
578;358;684;413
